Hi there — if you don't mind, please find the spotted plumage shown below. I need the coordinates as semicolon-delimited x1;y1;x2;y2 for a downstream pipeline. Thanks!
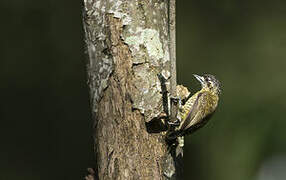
168;74;221;139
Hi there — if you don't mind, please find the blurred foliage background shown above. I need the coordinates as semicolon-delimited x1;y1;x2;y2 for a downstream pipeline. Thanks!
1;0;286;180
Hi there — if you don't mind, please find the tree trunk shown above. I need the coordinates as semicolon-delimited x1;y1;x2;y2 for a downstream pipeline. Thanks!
83;0;181;179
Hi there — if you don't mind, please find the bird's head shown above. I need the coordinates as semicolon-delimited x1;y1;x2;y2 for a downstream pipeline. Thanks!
193;74;221;95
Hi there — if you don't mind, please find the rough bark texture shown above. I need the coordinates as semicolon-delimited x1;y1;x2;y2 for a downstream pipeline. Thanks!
83;0;181;179
168;0;178;125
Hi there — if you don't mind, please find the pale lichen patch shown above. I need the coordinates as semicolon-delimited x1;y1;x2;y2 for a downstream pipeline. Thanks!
124;28;164;65
132;64;163;122
107;0;132;25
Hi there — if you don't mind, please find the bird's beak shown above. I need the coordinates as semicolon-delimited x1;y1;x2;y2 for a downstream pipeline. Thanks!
193;74;204;84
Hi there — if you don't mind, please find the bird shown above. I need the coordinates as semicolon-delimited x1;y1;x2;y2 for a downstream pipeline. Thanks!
167;74;221;141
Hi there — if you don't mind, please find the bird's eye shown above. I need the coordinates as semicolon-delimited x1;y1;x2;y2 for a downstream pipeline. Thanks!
207;81;211;87
208;81;214;88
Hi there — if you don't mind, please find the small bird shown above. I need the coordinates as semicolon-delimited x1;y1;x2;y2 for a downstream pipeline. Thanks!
168;74;221;140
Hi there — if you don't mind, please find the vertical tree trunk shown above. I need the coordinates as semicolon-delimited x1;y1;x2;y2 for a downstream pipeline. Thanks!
83;0;181;179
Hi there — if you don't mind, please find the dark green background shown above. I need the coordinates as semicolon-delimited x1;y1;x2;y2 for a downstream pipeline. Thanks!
1;1;286;179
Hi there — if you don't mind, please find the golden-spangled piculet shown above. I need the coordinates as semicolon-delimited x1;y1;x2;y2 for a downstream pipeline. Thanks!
168;74;221;140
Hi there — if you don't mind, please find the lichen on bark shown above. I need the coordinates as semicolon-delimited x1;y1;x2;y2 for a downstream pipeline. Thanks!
84;0;171;122
83;0;180;179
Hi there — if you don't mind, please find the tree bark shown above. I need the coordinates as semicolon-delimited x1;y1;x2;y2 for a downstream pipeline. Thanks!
83;0;181;179
168;0;178;125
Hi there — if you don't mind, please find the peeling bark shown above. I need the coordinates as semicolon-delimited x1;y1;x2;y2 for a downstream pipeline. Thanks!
83;0;181;179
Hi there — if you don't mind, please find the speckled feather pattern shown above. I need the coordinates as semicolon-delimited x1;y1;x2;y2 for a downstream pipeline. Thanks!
177;89;219;134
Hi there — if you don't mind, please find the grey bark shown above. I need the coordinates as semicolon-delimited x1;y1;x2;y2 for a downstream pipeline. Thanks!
83;0;182;179
168;0;178;125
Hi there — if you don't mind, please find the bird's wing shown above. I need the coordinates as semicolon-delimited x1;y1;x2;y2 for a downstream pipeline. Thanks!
179;91;209;132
